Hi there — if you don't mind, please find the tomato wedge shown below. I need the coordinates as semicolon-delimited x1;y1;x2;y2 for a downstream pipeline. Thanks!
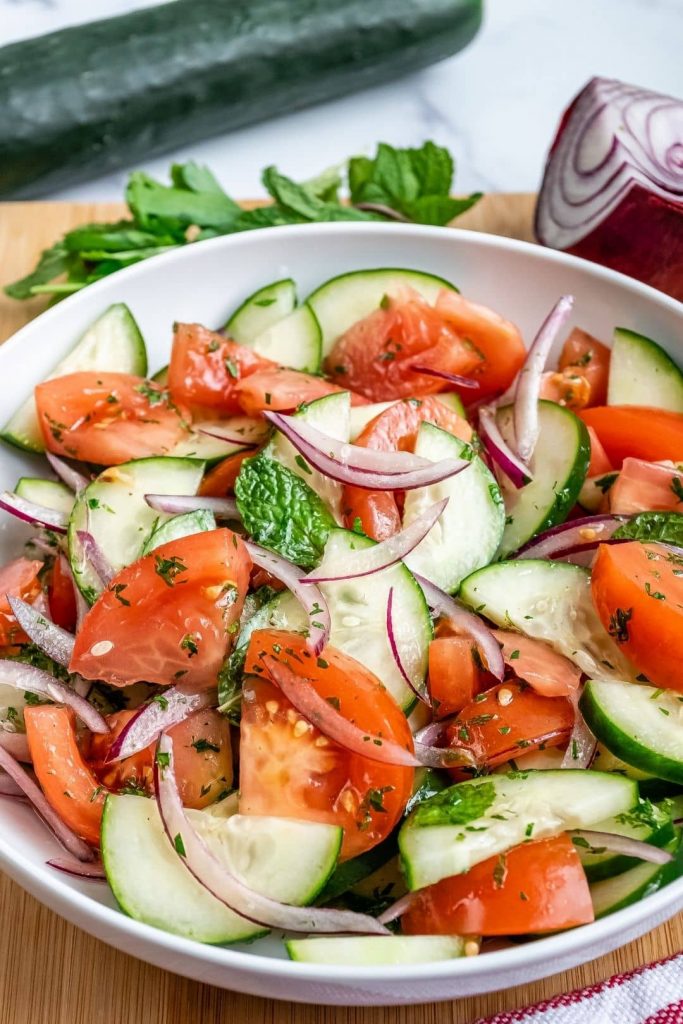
592;542;683;691
70;529;250;689
493;631;581;699
24;705;105;846
587;426;614;477
168;322;275;414
428;637;485;719
325;293;481;403
580;407;683;466
539;368;590;410
240;629;414;859
609;458;683;515
444;680;574;771
199;450;252;496
343;396;472;541
0;557;43;645
402;834;594;936
35;371;190;465
48;556;77;632
559;327;611;407
235;367;363;417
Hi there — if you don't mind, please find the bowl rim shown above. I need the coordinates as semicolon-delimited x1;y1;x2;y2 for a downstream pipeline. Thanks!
1;219;682;987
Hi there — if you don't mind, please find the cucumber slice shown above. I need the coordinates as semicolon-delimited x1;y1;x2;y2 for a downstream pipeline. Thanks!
151;365;169;385
1;304;147;454
317;835;398;905
286;935;466;966
266;390;350;523
170;419;255;465
459;559;638;682
608;328;683;412
141;510;216;555
575;800;674;882
348;393;466;441
68;457;203;602
497;401;591;557
493;747;566;773
244;528;431;711
591;743;656;783
225;278;297;345
14;477;74;516
581;679;683;785
247;304;322;373
590;832;683;919
102;795;341;944
403;423;504;593
307;269;457;357
399;769;637;890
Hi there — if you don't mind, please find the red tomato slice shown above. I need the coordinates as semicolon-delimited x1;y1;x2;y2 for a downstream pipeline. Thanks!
35;372;191;465
168;323;275;414
580;407;683;467
48;556;77;632
240;629;414;859
70;529;250;689
325;293;481;403
199;450;253;496
428;637;484;719
587;426;614;477
538;368;590;410
235;368;363;417
444;680;574;771
0;557;43;645
343;396;473;541
493;631;581;699
591;542;683;691
559;328;611;407
609;458;683;515
24;705;106;846
402;834;593;936
435;290;526;401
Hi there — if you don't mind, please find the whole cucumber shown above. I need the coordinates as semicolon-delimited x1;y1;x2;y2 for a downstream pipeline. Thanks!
0;0;482;199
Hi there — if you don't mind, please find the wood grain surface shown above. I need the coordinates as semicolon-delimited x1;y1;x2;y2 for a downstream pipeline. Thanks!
0;194;680;1024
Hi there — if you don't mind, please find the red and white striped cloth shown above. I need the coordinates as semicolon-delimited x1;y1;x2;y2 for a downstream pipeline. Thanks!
475;953;683;1023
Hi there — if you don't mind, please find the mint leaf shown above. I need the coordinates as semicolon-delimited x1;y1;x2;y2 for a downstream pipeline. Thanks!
613;511;683;546
126;170;239;230
408;141;454;196
170;161;227;196
4;242;71;299
411;780;496;828
235;455;335;568
262;166;324;220
404;193;483;226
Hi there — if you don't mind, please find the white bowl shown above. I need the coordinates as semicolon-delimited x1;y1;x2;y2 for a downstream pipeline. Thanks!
0;223;681;1006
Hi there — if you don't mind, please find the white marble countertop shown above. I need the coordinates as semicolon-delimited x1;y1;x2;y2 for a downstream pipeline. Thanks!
2;0;681;200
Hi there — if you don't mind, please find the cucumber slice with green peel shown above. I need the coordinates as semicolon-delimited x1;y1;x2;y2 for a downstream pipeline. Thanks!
241;527;431;711
575;801;675;882
590;832;683;919
496;401;591;557
286;935;467;966
608;328;683;412
14;477;75;516
307;269;458;357
141;510;216;555
581;679;683;785
403;423;504;593
169;419;257;465
591;744;656;783
435;392;467;418
224;278;297;345
459;559;638;683
1;304;147;454
348;393;467;441
101;795;342;944
247;304;322;373
68;456;204;602
407;766;449;814
151;365;168;385
316;834;398;905
494;747;566;773
399;769;637;891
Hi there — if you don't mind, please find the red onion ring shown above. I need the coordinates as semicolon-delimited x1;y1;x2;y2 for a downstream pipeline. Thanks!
570;829;673;865
0;660;108;735
45;452;89;493
154;733;388;934
515;514;625;561
377;892;415;925
561;689;597;770
386;586;429;705
76;529;114;588
513;296;574;464
244;541;330;656
8;596;74;667
106;686;214;763
145;494;240;519
0;732;31;763
0;490;67;533
0;744;94;861
0;770;25;798
47;856;107;879
478;406;532;489
198;420;268;448
409;365;480;389
303;499;448;585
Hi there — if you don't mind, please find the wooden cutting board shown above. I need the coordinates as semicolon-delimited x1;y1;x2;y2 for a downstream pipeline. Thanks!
0;195;680;1024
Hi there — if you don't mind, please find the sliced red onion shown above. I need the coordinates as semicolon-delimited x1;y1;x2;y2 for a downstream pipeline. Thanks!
76;530;114;587
0;490;67;533
570;830;673;865
154;733;388;934
0;731;31;763
198;420;268;448
414;719;451;747
0;660;108;735
0;744;94;861
513;296;574;464
413;574;505;682
47;856;107;879
8;596;74;667
264;412;468;491
145;494;240;519
478;406;532;490
409;365;480;389
262;655;421;768
561;690;597;770
0;770;25;798
244;541;330;656
516;514;625;561
377;892;415;925
387;586;429;705
45;452;89;493
106;686;214;763
413;741;477;769
303;499;448;585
